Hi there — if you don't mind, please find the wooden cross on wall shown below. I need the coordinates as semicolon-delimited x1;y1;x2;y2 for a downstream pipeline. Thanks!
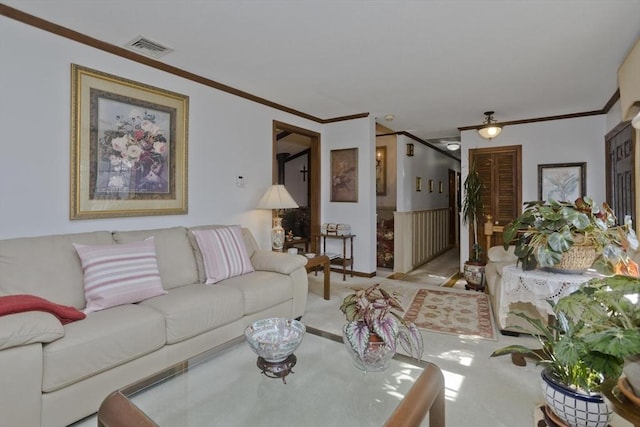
300;165;308;182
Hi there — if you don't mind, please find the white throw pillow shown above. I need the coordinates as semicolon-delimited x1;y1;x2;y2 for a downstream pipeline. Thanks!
73;237;167;314
192;226;254;284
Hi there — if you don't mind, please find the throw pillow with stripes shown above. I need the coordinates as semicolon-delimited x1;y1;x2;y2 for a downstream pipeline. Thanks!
192;226;254;284
73;237;167;314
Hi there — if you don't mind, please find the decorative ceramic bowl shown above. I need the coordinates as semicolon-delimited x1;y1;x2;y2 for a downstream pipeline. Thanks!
245;318;306;362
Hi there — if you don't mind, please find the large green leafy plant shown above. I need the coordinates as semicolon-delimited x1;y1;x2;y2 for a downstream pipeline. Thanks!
491;311;603;393
491;275;640;393
340;284;424;360
554;275;640;381
503;197;637;272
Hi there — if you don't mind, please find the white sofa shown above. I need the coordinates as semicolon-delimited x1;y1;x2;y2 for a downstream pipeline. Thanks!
0;225;308;427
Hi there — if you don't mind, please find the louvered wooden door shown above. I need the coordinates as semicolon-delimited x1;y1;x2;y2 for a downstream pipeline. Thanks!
469;145;522;260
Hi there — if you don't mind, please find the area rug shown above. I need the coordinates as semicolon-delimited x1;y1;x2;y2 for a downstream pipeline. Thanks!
403;287;497;340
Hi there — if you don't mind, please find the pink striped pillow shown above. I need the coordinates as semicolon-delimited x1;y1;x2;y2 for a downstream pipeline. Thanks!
192;226;254;284
73;237;167;314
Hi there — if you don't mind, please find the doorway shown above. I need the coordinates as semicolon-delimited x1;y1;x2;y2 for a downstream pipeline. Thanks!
469;145;522;259
273;121;321;252
606;121;636;226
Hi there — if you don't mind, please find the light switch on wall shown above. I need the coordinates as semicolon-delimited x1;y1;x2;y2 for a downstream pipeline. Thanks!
236;176;246;188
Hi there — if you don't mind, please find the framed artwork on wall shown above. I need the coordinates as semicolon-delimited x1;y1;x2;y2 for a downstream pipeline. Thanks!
376;146;387;195
330;148;358;202
428;179;434;193
70;64;189;219
416;177;422;192
538;162;586;202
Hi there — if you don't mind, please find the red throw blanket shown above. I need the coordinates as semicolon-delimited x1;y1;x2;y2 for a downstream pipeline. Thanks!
0;295;86;324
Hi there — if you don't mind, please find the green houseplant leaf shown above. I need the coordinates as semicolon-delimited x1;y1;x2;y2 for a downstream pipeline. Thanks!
503;198;637;272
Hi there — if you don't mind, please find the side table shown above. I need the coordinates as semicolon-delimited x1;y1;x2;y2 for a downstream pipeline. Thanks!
305;255;331;300
314;234;355;281
498;265;595;330
283;238;310;253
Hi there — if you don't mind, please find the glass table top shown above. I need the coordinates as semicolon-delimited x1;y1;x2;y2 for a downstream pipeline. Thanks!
100;327;440;427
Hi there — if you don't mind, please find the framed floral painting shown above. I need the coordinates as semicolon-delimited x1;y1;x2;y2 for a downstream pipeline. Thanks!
330;148;358;202
70;65;189;219
538;162;586;202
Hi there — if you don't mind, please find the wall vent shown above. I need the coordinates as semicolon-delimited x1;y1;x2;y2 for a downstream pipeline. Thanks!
124;36;173;58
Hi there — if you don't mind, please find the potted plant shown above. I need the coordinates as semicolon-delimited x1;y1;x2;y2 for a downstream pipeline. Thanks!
491;310;613;426
461;163;486;288
503;197;638;274
554;275;640;397
340;284;423;372
491;274;640;426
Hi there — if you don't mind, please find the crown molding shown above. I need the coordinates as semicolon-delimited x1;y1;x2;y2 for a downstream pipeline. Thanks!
1;4;366;126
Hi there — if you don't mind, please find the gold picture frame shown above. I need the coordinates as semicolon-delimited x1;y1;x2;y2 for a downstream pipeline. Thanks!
376;146;387;195
428;179;434;193
416;177;422;192
70;65;189;219
330;148;358;202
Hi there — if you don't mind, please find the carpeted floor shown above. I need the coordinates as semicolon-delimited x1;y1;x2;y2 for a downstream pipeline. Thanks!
303;252;546;427
303;252;635;427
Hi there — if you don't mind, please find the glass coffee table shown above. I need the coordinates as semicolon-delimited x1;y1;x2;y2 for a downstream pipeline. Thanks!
98;326;444;427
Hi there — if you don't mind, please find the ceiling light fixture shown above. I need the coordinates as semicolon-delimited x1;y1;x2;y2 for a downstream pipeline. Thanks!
446;142;460;151
477;111;502;140
384;114;395;122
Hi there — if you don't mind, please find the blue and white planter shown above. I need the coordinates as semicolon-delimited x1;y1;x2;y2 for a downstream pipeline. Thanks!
541;367;612;427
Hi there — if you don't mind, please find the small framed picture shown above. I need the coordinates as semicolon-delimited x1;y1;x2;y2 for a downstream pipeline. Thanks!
439;181;443;193
416;177;422;192
376;146;386;195
428;179;434;193
330;148;358;202
538;162;586;202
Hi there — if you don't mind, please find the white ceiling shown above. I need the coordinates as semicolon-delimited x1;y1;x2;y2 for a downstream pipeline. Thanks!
6;0;640;147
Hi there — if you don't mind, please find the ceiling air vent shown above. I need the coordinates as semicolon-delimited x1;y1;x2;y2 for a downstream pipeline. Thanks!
124;36;173;59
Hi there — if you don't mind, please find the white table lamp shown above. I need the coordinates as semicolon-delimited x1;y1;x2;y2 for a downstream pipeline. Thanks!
256;185;299;251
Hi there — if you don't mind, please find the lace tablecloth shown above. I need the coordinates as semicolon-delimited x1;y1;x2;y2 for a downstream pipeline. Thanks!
499;265;596;327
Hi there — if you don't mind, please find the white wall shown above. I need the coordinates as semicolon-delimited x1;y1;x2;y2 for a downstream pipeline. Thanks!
322;117;377;274
459;115;608;268
0;17;377;273
397;135;461;212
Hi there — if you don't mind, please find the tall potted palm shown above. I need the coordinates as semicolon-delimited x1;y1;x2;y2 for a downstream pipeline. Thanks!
462;163;485;288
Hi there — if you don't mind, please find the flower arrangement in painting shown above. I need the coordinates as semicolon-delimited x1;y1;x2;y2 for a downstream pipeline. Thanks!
98;109;168;194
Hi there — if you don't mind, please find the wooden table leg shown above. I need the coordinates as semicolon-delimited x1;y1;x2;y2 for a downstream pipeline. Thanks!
323;260;330;300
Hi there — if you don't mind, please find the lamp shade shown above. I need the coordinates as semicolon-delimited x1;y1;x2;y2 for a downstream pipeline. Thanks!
477;125;502;139
477;111;502;140
256;185;299;210
446;142;461;151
